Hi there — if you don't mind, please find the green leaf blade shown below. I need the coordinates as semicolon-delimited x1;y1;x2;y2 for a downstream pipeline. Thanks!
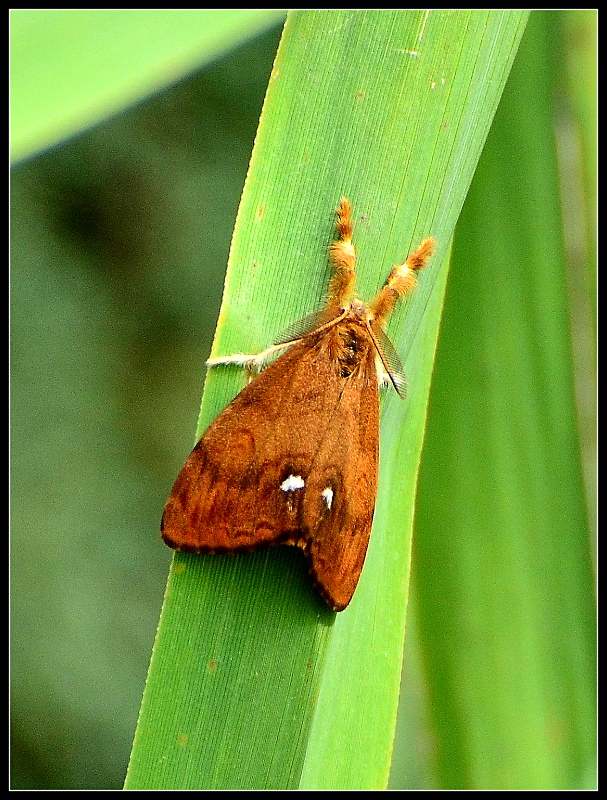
126;9;530;789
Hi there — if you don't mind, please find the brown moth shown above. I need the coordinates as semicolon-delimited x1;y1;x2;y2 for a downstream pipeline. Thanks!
161;198;434;611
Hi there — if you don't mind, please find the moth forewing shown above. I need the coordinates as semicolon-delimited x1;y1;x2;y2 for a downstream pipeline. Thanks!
162;198;434;611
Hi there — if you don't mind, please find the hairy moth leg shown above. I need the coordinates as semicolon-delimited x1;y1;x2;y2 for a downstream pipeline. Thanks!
327;197;357;312
206;341;294;376
369;236;435;326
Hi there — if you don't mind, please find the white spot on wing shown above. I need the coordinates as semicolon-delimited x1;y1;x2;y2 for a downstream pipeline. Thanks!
322;487;334;510
280;474;305;492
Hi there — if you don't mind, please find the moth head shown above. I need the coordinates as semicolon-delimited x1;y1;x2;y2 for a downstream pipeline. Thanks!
348;298;369;321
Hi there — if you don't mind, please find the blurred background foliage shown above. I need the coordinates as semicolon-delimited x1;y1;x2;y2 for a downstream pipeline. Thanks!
10;10;595;789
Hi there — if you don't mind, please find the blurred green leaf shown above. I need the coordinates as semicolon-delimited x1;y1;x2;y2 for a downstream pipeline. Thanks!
10;9;285;163
410;10;596;789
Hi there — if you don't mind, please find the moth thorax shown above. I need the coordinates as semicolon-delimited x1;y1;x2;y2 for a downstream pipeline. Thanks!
333;319;372;378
